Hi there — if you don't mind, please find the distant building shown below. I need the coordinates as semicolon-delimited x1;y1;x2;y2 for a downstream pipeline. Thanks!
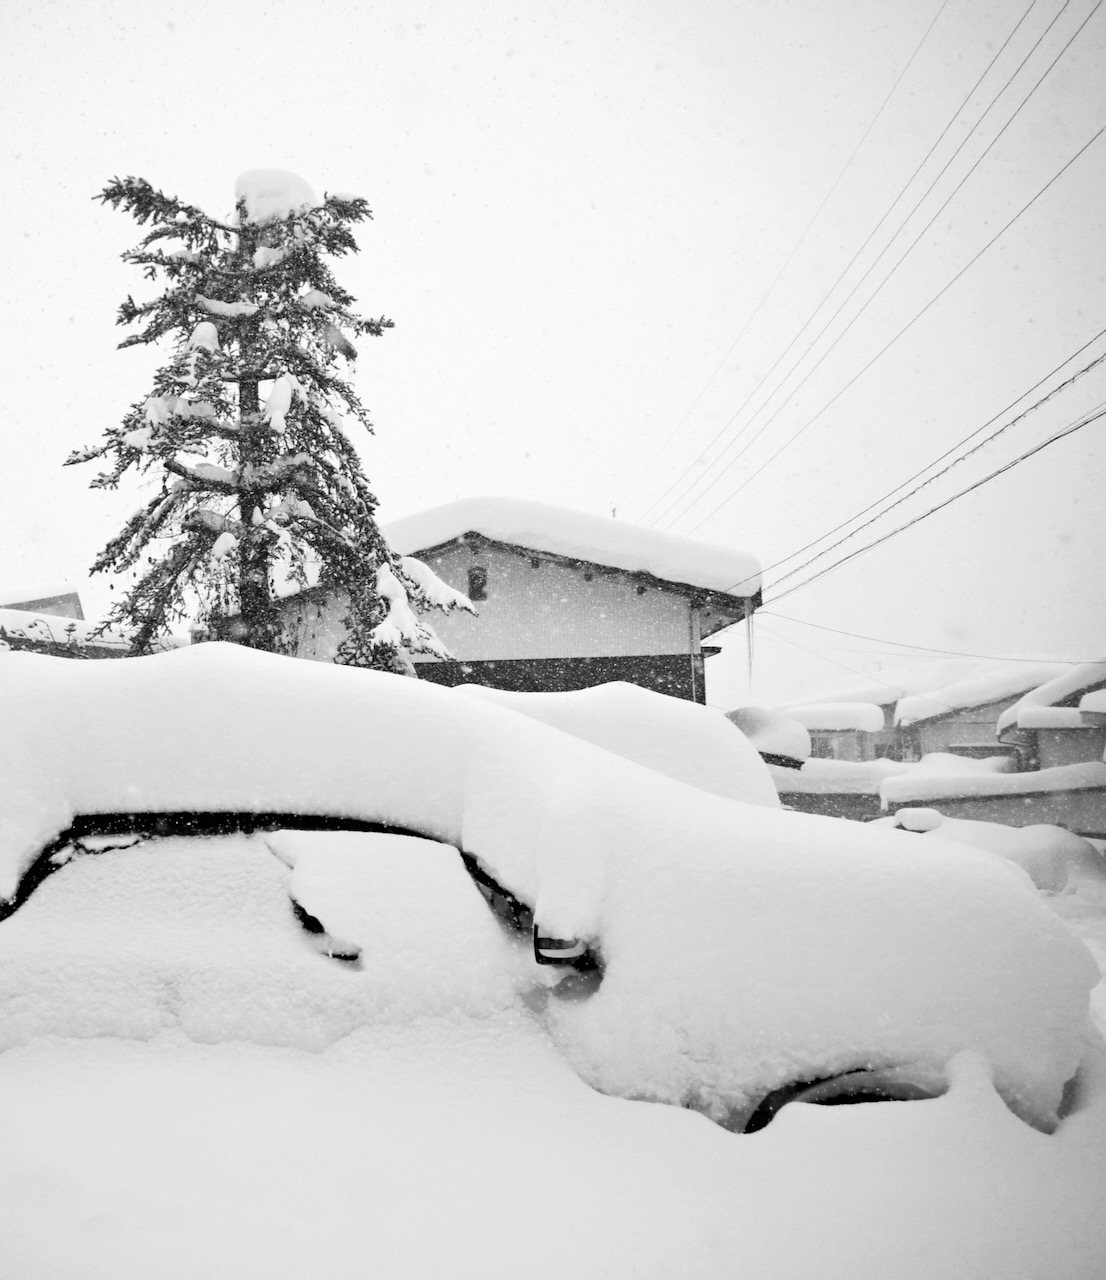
280;497;761;703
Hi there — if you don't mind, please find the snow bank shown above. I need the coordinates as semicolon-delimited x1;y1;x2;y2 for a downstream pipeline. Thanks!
774;753;1013;796
787;701;885;733
726;706;811;762
234;170;317;224
998;662;1106;734
895;661;1068;726
383;497;761;597
1080;690;1106;715
0;645;1095;1131
882;761;1106;807
880;809;1106;897
455;681;778;806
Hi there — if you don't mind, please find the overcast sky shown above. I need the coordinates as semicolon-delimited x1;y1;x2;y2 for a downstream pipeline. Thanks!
2;0;1103;706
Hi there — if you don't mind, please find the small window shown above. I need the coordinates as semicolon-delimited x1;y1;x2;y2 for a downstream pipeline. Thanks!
467;565;488;602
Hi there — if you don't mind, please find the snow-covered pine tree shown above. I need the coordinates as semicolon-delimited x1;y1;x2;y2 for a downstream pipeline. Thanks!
69;169;471;670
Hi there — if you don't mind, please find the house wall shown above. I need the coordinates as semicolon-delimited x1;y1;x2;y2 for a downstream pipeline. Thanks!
1036;727;1106;770
906;698;1017;759
884;789;1106;840
414;542;694;661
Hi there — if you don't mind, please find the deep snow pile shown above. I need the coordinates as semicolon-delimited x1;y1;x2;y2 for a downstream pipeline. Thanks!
726;705;812;762
0;834;531;1055
877;808;1106;898
0;644;1097;1130
454;681;778;806
772;751;1014;796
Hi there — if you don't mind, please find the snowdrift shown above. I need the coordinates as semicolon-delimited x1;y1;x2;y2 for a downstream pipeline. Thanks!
0;644;1097;1131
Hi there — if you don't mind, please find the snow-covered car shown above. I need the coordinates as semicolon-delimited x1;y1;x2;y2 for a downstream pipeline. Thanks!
0;643;1098;1134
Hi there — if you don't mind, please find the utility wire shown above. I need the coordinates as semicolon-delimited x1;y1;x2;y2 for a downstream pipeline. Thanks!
641;0;1042;531
674;2;1101;535
727;326;1106;590
755;624;961;711
682;111;1106;539
767;400;1106;603
627;0;954;522
768;341;1106;590
758;610;1093;663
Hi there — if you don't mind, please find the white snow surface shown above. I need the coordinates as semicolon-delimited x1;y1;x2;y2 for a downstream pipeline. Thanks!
453;681;778;806
773;752;1014;796
881;761;1106;807
726;705;812;761
1081;690;1106;714
0;608;150;653
234;169;317;223
0;644;1096;1136
878;809;1106;897
786;701;886;732
998;661;1106;734
895;661;1068;726
383;496;761;597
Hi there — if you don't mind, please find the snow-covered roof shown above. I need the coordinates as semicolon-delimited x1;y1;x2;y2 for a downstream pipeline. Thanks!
786;701;886;733
383;498;761;599
0;583;82;615
0;609;184;655
997;662;1106;735
894;661;1069;726
1017;707;1087;730
773;752;1014;797
778;659;977;714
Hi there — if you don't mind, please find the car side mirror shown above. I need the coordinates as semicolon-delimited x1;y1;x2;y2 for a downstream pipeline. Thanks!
533;926;588;965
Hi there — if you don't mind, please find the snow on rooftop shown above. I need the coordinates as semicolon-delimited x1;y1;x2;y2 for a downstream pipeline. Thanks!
1018;707;1088;730
786;702;886;733
895;661;1071;727
997;662;1106;734
234;170;317;224
0;581;80;610
383;498;761;598
779;659;977;713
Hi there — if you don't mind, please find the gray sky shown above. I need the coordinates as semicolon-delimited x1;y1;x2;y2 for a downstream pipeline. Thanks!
2;0;1104;705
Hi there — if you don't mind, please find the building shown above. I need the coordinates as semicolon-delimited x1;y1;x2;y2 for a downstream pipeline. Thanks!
282;497;761;703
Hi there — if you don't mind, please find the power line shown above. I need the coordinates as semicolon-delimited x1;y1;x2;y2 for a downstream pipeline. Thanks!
755;624;961;712
726;326;1106;589
767;339;1106;590
758;610;1093;663
767;400;1106;603
674;3;1103;534
643;0;1047;532
627;0;953;522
